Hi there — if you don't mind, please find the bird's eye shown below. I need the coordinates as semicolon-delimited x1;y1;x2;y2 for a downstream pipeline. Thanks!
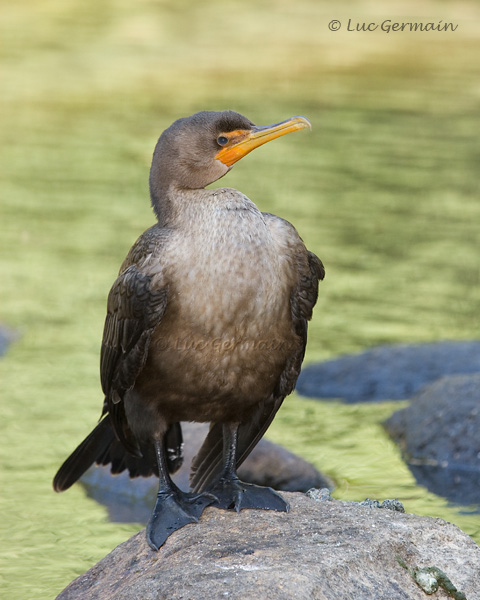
217;135;229;146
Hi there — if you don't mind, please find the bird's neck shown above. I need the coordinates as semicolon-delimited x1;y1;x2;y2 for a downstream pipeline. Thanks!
149;159;230;225
150;175;174;225
151;184;255;229
150;189;172;226
150;175;211;225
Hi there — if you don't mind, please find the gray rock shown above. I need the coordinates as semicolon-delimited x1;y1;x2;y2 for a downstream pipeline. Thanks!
297;341;480;402
236;436;331;493
384;374;480;507
56;492;480;600
81;422;332;523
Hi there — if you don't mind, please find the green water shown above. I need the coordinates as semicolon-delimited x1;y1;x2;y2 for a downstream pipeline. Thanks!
1;0;480;597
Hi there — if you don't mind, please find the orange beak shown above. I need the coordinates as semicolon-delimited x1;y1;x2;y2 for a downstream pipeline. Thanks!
215;115;312;167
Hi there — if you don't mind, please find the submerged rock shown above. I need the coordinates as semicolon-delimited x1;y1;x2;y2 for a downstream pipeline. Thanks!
384;374;480;507
56;492;480;600
0;324;17;357
297;341;480;403
81;422;332;523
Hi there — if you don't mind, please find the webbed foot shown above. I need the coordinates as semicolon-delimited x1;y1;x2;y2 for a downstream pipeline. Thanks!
208;477;289;513
146;490;215;550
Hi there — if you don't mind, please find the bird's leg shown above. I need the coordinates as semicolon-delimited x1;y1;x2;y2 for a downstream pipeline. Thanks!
146;435;215;550
208;422;289;513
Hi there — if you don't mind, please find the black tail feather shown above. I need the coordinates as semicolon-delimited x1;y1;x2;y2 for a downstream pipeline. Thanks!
189;423;224;491
53;417;116;492
190;398;283;493
53;418;184;492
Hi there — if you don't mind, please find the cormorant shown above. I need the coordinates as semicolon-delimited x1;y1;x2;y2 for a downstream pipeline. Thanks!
53;110;325;550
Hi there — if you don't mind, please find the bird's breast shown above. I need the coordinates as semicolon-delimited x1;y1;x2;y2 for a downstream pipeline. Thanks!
140;190;298;412
165;190;291;337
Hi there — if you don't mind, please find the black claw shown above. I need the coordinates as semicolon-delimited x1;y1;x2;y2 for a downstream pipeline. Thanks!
207;478;289;513
146;490;215;550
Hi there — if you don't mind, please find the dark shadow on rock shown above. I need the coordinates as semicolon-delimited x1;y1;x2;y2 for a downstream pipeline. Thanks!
80;422;332;523
297;341;480;403
384;373;480;509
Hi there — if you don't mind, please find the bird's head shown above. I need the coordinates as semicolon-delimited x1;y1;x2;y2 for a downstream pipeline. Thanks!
149;110;311;220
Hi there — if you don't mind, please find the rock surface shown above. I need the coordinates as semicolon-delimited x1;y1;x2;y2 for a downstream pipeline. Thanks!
81;422;332;523
56;492;480;600
297;341;480;402
384;374;480;507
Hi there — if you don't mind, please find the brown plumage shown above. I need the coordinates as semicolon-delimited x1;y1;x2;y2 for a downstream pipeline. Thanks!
53;110;324;549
